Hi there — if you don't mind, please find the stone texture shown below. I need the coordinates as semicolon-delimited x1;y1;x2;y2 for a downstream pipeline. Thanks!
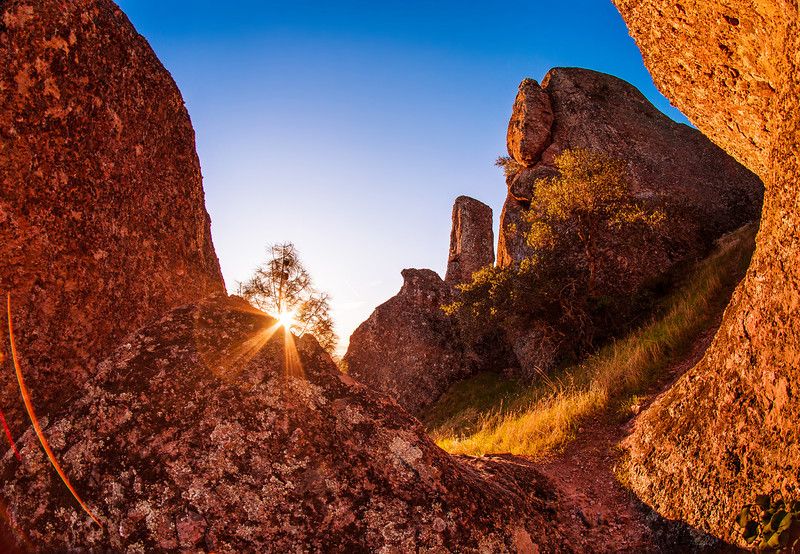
613;0;800;545
508;322;564;383
0;0;224;432
497;68;763;271
345;269;471;416
506;78;554;166
0;295;569;552
445;196;494;286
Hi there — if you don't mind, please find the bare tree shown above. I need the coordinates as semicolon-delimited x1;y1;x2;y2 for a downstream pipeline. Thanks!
237;242;337;355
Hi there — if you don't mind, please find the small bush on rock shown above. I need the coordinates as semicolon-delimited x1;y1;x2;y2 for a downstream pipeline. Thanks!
495;155;524;178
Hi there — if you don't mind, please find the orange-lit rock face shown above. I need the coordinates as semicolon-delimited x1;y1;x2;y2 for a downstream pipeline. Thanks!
0;296;567;552
614;0;800;544
0;0;224;428
497;68;763;272
506;78;554;166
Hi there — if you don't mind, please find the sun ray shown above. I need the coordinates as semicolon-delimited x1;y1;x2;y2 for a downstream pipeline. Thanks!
6;293;102;527
282;328;305;380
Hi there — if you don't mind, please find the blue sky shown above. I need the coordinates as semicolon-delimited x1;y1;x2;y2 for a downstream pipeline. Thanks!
116;0;688;354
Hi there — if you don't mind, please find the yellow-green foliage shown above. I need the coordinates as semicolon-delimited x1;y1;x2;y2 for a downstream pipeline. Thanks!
527;149;665;294
528;149;663;232
429;223;757;457
736;492;800;550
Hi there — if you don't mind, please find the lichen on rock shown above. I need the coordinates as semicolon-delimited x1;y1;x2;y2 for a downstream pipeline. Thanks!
613;0;800;545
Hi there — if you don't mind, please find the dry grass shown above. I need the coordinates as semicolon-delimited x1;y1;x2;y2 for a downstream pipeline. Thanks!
429;223;757;457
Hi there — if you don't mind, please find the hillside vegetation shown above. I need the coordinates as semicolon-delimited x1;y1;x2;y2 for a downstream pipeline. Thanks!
426;223;757;457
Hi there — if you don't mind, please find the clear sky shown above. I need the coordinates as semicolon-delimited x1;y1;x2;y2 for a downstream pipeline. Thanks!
116;0;688;355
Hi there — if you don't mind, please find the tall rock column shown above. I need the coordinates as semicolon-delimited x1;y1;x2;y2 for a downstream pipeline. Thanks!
445;196;495;285
613;0;800;544
0;0;225;426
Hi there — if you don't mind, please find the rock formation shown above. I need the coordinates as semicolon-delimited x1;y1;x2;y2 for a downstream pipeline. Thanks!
445;196;494;285
495;69;763;380
506;78;555;166
0;295;569;552
0;2;576;551
345;269;470;416
498;69;763;272
612;0;800;545
0;0;224;431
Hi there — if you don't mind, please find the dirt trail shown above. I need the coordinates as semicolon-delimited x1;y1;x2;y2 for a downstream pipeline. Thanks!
531;328;740;553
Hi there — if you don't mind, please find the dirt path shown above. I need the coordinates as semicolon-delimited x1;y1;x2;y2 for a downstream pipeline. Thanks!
531;328;739;553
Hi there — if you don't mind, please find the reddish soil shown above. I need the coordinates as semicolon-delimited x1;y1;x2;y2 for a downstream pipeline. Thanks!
533;328;742;553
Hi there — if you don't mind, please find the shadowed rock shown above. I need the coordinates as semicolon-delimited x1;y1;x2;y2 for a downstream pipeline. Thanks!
0;295;569;552
613;0;800;545
345;269;471;416
0;0;224;430
445;196;494;286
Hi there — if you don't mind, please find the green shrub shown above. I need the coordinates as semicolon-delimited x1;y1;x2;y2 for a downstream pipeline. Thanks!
495;155;524;178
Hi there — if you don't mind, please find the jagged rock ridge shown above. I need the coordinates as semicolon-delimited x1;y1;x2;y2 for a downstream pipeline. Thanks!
0;0;225;431
613;0;800;545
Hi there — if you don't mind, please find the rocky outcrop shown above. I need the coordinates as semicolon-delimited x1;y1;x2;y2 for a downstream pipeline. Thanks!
506;78;554;166
613;0;800;545
345;269;470;416
445;196;494;285
497;68;763;272
0;295;569;552
0;0;224;430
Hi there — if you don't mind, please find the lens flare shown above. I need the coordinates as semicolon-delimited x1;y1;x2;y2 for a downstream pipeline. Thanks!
0;410;21;462
6;293;102;527
277;309;297;329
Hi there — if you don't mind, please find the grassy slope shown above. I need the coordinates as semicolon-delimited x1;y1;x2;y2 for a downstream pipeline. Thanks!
426;223;757;457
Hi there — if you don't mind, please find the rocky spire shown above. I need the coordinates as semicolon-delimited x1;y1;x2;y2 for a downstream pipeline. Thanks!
445;196;495;285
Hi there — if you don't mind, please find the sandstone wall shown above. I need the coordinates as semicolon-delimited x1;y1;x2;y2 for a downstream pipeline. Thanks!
613;0;800;543
0;0;225;427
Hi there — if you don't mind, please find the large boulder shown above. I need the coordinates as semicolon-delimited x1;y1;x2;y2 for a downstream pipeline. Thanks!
497;68;763;272
506;78;554;166
0;295;568;552
613;0;800;544
0;0;224;430
445;195;494;286
345;269;471;416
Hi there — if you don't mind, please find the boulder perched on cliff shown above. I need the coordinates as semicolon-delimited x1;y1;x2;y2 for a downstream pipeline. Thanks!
506;78;554;166
345;269;470;416
497;68;763;271
0;0;224;429
445;196;494;285
0;295;568;552
613;0;800;545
